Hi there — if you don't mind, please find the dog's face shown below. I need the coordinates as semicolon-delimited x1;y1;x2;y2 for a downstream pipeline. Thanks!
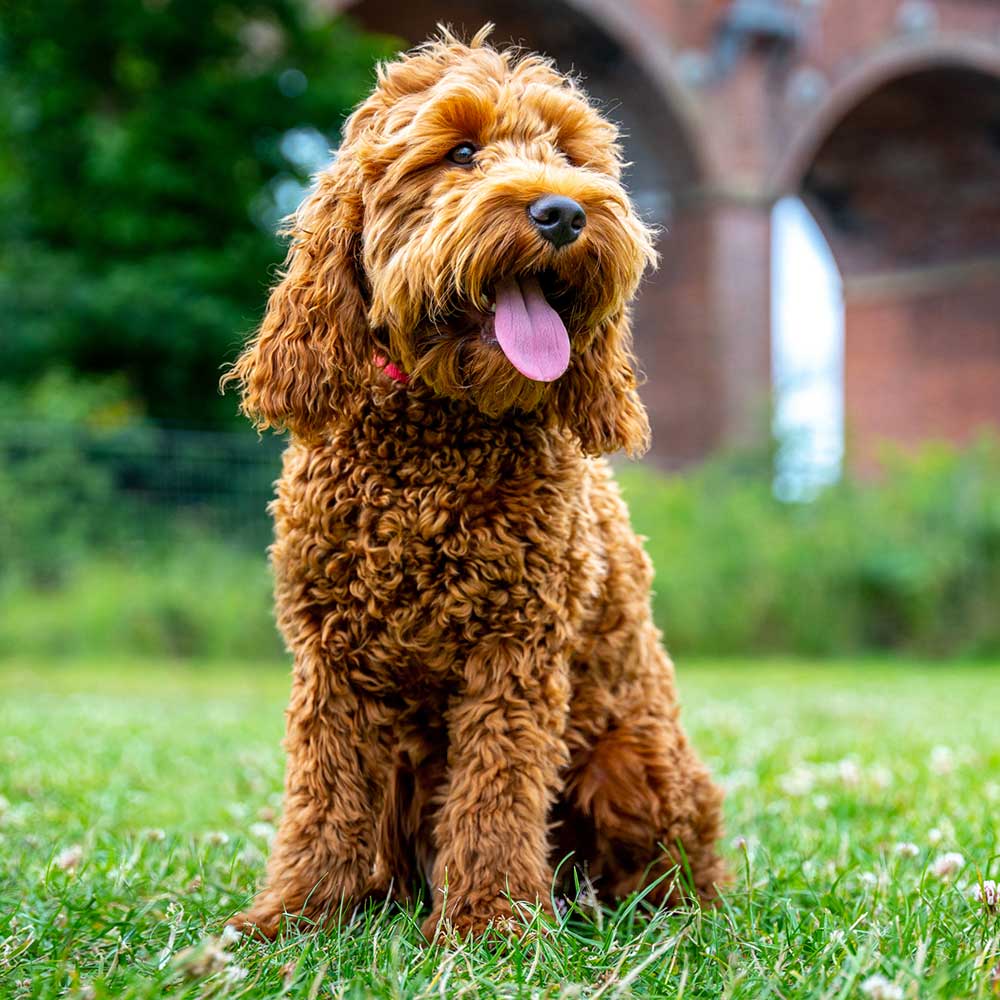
227;29;657;455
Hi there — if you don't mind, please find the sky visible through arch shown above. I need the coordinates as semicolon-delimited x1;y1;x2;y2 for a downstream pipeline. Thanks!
771;196;844;499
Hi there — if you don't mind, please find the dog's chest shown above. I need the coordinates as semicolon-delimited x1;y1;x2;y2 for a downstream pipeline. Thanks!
271;438;604;687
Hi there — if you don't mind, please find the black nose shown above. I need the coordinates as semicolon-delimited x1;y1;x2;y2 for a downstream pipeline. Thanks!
528;194;586;248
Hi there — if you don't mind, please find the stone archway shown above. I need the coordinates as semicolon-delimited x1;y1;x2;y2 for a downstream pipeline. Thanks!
776;53;1000;472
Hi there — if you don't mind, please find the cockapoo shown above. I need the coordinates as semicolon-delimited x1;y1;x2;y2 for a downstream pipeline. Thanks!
224;26;725;941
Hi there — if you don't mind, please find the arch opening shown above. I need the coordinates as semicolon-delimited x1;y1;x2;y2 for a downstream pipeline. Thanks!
781;64;1000;474
802;66;1000;278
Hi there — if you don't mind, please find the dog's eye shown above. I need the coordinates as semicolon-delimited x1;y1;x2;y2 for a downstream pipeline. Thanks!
446;142;478;166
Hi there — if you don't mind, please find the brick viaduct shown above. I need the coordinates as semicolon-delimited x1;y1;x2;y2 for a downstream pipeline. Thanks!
343;0;1000;470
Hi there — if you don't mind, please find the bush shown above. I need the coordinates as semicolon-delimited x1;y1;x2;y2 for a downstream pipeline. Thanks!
618;437;1000;658
0;373;282;588
0;4;396;426
0;534;279;661
0;377;283;661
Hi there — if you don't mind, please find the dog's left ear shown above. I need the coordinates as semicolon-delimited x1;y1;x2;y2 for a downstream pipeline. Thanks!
222;154;368;438
549;310;651;457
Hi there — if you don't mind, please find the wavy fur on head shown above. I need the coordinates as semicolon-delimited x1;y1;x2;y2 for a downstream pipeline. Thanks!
224;25;655;453
225;26;725;942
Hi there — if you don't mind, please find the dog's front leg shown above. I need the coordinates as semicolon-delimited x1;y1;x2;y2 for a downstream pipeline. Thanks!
230;657;389;938
422;643;570;940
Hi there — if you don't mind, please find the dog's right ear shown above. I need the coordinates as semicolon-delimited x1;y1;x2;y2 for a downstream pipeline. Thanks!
222;153;368;437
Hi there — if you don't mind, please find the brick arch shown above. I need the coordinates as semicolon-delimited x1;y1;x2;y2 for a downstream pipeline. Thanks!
770;43;1000;473
772;36;1000;198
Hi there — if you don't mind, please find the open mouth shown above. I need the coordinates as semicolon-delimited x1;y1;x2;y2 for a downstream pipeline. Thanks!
472;272;572;383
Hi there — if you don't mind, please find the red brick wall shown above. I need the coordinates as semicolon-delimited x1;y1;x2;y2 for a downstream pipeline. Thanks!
845;264;1000;473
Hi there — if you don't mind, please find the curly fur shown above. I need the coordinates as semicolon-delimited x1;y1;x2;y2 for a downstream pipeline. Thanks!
224;26;726;941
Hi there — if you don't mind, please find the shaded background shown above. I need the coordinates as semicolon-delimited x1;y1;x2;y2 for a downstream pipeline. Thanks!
2;0;999;662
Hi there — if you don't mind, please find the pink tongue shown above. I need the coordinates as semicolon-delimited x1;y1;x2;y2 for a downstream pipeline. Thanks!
493;276;570;382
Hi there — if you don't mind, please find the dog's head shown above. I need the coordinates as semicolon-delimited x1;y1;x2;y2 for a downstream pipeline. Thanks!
226;26;657;455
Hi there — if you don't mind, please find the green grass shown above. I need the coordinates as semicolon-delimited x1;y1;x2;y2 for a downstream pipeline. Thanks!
1;659;998;999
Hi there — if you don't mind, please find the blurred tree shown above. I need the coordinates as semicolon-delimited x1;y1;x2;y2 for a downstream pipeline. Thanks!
0;1;396;425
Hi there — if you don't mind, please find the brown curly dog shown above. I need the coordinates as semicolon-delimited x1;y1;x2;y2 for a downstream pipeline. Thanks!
224;26;726;941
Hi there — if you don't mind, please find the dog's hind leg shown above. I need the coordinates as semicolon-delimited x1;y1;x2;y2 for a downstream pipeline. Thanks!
559;644;727;907
555;470;727;907
229;653;396;938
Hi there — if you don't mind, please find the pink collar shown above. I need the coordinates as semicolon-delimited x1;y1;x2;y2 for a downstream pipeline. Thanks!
373;354;410;385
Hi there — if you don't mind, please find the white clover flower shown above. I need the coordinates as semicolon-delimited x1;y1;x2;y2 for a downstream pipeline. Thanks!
970;879;998;913
837;758;862;787
930;746;955;775
248;821;275;842
860;973;903;1000
171;937;233;978
860;872;879;887
203;831;230;847
237;845;265;868
870;765;893;789
219;924;242;948
780;767;815;796
930;852;965;879
894;842;920;858
927;827;944;846
813;794;830;811
223;965;249;983
55;845;84;872
144;828;166;843
730;835;748;851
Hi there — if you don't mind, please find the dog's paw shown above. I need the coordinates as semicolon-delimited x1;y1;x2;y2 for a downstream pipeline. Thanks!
422;909;517;943
227;907;282;941
421;898;553;944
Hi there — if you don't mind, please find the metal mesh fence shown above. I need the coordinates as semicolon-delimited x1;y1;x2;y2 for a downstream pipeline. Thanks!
0;420;285;579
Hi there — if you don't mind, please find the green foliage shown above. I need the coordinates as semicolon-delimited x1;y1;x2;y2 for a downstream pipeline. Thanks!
1;660;998;997
0;374;285;664
3;388;999;661
618;437;1000;659
0;373;133;586
0;2;396;425
0;539;278;660
0;373;280;592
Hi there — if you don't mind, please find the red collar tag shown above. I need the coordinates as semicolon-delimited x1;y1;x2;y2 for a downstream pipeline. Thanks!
373;354;410;385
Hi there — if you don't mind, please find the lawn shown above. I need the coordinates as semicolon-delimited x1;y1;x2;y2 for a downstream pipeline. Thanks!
1;659;998;999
